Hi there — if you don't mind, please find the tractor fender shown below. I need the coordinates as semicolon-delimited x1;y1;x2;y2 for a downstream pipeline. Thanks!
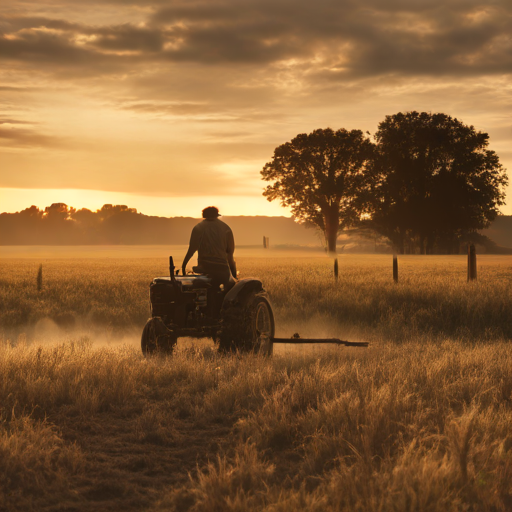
222;278;263;308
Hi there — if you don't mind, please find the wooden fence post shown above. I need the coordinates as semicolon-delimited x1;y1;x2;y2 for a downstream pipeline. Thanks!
334;257;339;281
263;236;267;248
393;254;398;282
467;243;477;281
37;264;43;291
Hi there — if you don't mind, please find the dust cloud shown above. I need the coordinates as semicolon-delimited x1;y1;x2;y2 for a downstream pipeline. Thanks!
2;314;369;355
2;318;142;350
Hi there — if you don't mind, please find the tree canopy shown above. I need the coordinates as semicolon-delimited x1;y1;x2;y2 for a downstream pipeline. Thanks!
261;128;374;253
369;111;508;253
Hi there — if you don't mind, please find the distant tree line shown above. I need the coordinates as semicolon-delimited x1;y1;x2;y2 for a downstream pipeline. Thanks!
0;203;197;245
0;204;320;246
262;111;509;254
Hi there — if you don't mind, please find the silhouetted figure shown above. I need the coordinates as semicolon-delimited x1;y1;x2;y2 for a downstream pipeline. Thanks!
182;206;237;290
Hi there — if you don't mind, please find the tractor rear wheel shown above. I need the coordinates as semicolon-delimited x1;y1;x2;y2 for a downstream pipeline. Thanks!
141;317;177;356
218;291;274;355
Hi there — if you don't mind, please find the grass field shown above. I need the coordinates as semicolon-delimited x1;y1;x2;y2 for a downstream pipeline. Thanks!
1;251;511;511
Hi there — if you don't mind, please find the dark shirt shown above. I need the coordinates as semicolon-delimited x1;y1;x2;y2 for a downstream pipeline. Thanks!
188;218;235;269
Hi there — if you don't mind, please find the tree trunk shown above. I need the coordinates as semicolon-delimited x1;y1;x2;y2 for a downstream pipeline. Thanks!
397;230;405;255
419;234;426;255
426;235;435;255
324;206;340;255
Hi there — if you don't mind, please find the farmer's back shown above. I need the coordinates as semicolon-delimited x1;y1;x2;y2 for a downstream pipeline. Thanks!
190;218;234;269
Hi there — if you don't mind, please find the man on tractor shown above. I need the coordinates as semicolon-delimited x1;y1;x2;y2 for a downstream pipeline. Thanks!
181;206;237;291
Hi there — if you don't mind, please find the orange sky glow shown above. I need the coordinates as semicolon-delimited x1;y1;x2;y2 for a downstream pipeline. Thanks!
1;0;511;218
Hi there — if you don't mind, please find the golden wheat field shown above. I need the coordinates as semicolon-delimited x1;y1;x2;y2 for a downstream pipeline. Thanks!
1;250;512;511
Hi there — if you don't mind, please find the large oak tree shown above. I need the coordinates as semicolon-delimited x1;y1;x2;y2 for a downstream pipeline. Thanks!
261;128;374;253
370;112;508;254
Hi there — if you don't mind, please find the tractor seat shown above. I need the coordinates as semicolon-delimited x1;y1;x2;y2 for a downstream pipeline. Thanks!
192;265;236;293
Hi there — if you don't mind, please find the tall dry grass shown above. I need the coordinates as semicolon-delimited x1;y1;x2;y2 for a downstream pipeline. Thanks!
0;254;511;510
1;255;511;343
1;339;512;511
159;342;512;511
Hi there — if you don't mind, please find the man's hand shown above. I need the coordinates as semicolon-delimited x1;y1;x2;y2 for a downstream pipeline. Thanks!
182;245;196;277
227;253;237;280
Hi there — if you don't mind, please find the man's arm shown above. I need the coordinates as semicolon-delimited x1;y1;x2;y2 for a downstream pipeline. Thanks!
182;247;195;275
182;226;201;274
227;253;237;279
227;229;237;278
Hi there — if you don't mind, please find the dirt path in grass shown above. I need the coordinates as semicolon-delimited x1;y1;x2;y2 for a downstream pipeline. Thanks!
41;412;234;512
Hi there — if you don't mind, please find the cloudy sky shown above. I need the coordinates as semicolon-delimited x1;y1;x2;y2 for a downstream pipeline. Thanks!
1;0;511;217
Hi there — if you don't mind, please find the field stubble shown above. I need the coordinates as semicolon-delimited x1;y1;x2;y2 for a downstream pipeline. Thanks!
0;253;511;511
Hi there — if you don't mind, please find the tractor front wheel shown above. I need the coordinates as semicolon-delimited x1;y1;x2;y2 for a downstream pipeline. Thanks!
141;317;177;356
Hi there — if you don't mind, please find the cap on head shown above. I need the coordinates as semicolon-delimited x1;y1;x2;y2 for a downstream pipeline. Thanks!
202;206;220;219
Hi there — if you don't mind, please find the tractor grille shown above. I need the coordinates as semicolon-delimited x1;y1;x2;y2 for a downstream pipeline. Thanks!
150;281;179;318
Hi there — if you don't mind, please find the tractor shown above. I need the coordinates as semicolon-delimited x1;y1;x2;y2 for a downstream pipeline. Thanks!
141;257;368;356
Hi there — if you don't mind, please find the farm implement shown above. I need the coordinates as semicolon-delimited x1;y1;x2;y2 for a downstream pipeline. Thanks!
141;257;369;356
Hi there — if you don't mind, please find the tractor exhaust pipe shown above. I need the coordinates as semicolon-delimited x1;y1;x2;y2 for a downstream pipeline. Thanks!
169;256;176;282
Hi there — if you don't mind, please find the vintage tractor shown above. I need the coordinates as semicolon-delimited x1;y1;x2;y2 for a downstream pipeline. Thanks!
141;257;368;356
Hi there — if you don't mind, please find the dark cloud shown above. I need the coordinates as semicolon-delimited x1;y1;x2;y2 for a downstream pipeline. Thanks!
0;17;150;76
121;101;213;116
0;0;510;80
0;86;36;91
0;16;82;33
1;27;108;65
0;118;34;125
0;126;64;148
206;130;253;139
92;25;164;52
148;0;512;74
